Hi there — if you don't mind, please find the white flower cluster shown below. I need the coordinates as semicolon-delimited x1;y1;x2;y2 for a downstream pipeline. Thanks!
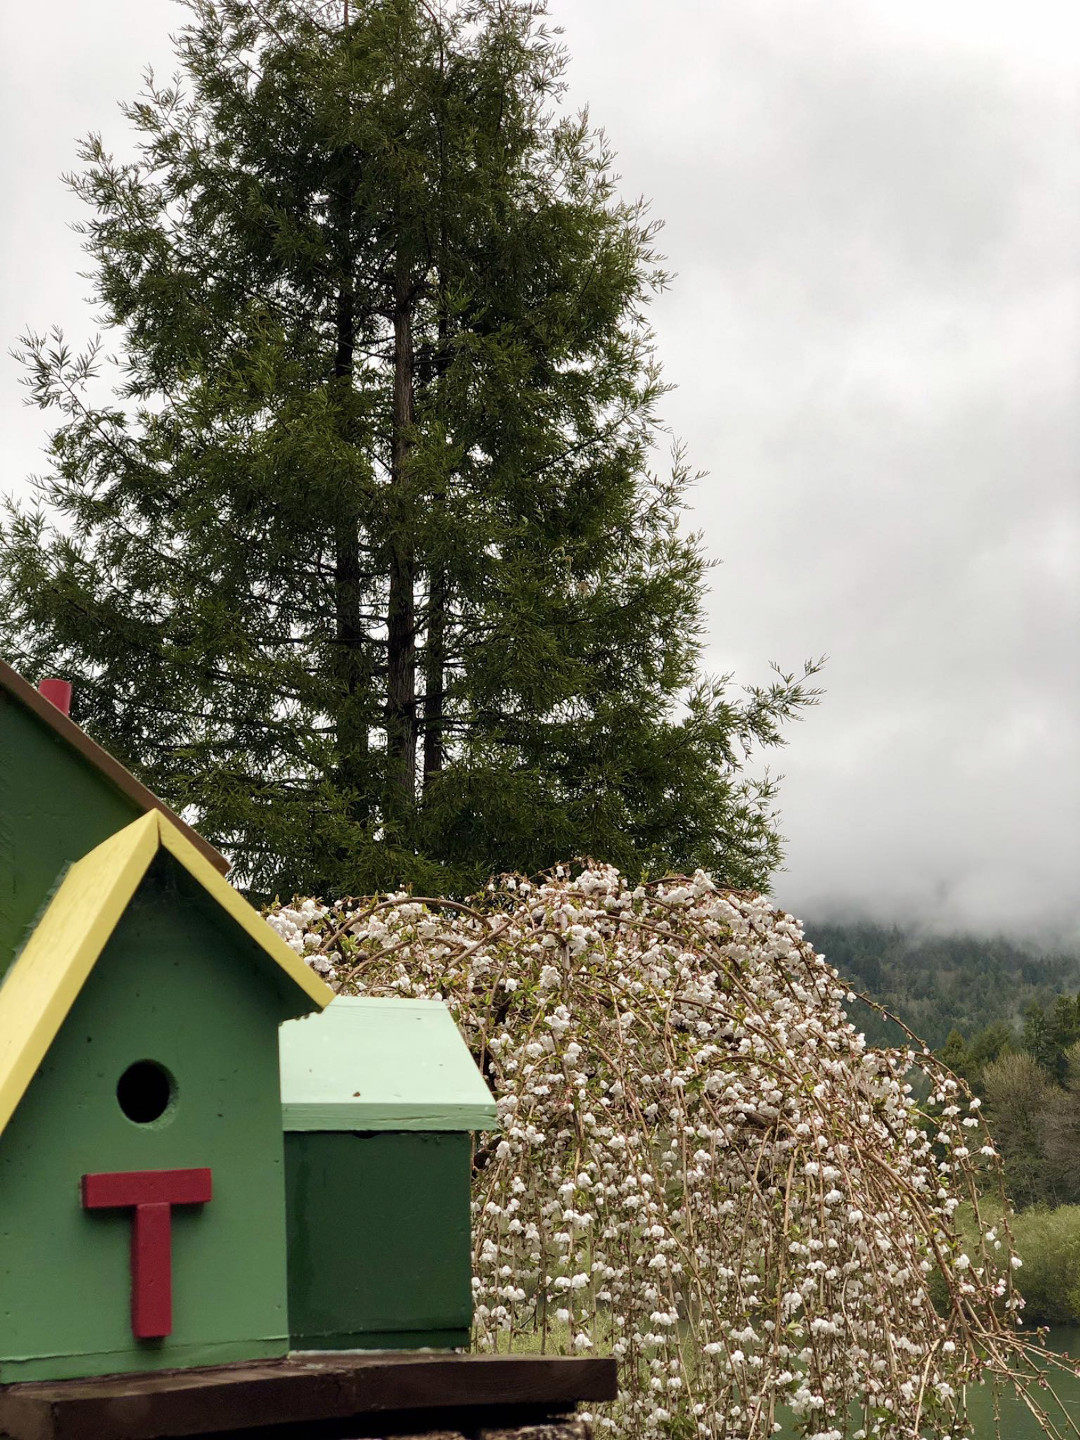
267;864;1052;1440
271;899;335;973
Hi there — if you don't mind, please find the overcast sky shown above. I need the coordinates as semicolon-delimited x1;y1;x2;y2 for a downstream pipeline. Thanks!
1;1;1077;939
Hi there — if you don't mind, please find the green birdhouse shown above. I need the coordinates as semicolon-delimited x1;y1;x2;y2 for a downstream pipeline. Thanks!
0;658;226;980
0;662;500;1382
0;809;333;1383
280;998;498;1352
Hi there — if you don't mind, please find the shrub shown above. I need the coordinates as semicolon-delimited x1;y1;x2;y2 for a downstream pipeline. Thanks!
1008;1207;1080;1325
949;1199;1080;1324
269;863;1064;1439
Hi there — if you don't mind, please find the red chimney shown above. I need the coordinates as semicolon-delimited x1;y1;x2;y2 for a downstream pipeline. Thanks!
38;679;72;717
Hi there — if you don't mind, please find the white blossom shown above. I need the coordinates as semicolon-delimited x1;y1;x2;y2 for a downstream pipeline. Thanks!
266;861;1047;1439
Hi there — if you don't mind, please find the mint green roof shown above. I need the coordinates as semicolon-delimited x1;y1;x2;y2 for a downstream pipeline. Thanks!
279;997;499;1132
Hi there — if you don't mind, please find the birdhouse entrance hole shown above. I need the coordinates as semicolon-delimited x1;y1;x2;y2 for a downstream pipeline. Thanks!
117;1061;175;1125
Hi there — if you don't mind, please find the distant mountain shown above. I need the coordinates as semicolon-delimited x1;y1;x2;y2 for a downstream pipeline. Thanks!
801;919;1080;1050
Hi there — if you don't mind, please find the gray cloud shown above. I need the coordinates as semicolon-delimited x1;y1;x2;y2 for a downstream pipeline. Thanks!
551;0;1080;937
2;0;1077;936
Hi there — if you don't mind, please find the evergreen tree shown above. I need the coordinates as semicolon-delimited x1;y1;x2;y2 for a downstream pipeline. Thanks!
1022;1000;1056;1075
1043;1042;1080;1205
938;1028;971;1081
1047;994;1080;1074
0;0;818;897
981;1051;1057;1209
964;1019;1012;1083
936;1021;1012;1090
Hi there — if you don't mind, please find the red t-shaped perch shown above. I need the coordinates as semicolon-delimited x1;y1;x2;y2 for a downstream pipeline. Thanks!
82;1169;212;1338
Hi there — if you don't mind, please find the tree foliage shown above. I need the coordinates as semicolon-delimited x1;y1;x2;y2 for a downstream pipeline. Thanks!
0;0;818;898
962;1039;1080;1211
807;921;1080;1051
267;864;1071;1439
980;1052;1056;1209
951;1198;1080;1327
990;1203;1080;1326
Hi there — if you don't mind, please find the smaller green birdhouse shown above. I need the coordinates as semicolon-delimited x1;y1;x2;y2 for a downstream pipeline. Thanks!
280;998;498;1352
0;810;333;1383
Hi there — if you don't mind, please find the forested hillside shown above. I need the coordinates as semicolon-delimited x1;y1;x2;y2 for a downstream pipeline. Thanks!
805;919;1080;1050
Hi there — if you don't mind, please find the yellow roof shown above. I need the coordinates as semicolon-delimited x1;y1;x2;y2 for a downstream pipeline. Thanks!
0;811;333;1138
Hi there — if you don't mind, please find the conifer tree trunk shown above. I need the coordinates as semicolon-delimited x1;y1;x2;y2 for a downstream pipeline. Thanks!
386;249;417;825
421;266;450;792
332;168;370;820
423;567;446;787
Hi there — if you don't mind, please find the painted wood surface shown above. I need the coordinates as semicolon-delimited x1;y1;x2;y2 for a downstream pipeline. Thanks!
0;813;158;1138
0;812;332;1143
0;662;227;979
285;1131;474;1349
153;813;333;1011
0;851;319;1381
36;679;73;714
0;659;226;869
0;1353;619;1440
0;691;148;980
82;1169;214;1338
280;998;498;1132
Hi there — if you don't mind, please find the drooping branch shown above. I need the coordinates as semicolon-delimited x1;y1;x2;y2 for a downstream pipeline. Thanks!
269;866;1076;1440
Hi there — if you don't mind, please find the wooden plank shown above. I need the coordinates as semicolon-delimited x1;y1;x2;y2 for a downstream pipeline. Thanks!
0;814;158;1139
0;660;228;875
284;1133;473;1350
0;1353;617;1440
193;1415;593;1440
157;816;334;1011
280;999;498;1133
